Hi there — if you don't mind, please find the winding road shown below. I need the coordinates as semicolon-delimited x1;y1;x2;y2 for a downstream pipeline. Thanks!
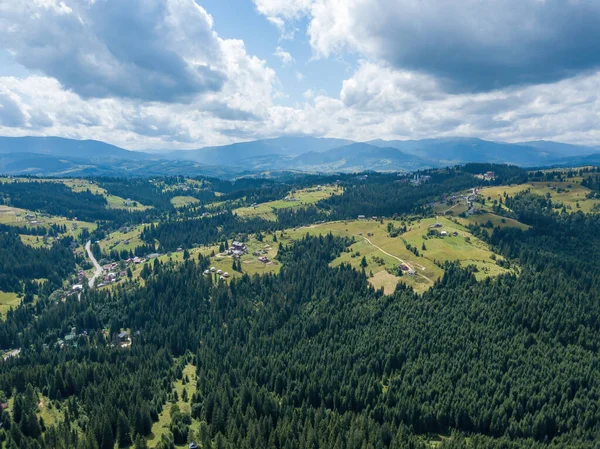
85;241;103;289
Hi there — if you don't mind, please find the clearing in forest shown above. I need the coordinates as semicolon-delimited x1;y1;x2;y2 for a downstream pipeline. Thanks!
170;195;201;208
479;181;600;213
0;204;97;243
233;185;342;220
0;291;21;319
148;363;199;448
281;216;511;294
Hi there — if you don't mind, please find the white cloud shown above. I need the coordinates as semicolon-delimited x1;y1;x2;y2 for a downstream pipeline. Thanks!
254;0;312;20
296;72;304;82
256;0;600;92
3;63;600;148
274;46;295;66
2;1;600;149
0;0;232;102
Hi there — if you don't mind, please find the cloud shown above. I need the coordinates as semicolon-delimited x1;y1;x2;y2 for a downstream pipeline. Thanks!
274;47;295;66
4;64;600;148
0;0;228;102
0;93;27;128
254;0;312;20
2;1;600;149
256;0;600;92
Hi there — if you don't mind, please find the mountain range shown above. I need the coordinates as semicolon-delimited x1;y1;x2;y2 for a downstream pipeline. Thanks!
0;135;598;178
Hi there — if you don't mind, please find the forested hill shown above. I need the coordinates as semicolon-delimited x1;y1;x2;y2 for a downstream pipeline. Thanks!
2;187;600;448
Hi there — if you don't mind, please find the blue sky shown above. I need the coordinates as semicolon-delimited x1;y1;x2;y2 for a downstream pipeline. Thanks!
201;0;356;105
1;0;600;149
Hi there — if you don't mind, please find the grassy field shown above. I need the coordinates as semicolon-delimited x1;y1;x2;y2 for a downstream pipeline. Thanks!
148;363;199;448
0;178;151;210
0;205;97;240
99;225;147;254
170;196;200;208
0;291;21;318
19;234;55;248
281;217;510;294
233;185;342;220
479;181;600;213
456;212;531;230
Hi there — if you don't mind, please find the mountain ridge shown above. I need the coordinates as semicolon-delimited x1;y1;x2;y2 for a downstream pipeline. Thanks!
0;135;599;177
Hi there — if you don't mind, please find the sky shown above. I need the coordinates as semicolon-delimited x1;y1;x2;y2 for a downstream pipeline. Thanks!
1;0;600;150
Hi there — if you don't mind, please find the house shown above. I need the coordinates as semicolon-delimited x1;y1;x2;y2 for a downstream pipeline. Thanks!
231;241;247;253
210;267;216;272
72;284;83;291
441;230;448;236
217;269;223;275
203;269;210;275
452;231;459;236
358;215;366;219
222;272;230;278
189;443;198;449
118;331;129;341
258;256;269;263
2;348;21;361
483;171;496;181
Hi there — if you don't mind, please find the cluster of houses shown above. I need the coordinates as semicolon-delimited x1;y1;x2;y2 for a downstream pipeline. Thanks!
410;174;431;186
204;267;231;280
358;215;379;220
400;264;417;276
465;188;480;215
475;171;496;181
56;327;88;349
224;241;248;258
429;222;459;237
2;348;21;361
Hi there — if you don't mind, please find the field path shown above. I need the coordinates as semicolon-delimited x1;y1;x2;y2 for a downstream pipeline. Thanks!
309;223;434;284
85;241;103;289
360;235;434;283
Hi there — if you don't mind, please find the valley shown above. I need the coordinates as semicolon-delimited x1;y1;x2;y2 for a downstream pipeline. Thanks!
2;163;600;449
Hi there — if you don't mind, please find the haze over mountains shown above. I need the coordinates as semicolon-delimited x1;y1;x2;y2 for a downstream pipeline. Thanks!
0;135;598;177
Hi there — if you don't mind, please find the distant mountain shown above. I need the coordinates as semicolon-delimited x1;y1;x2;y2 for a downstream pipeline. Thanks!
0;151;243;178
1;135;599;176
515;140;598;158
169;136;353;165
0;136;149;161
367;137;600;166
289;143;428;172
